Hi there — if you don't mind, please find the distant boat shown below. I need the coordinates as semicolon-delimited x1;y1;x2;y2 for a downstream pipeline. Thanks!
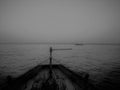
75;43;84;46
1;47;95;90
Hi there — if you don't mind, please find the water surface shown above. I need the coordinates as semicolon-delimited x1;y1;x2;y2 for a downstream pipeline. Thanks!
0;44;120;87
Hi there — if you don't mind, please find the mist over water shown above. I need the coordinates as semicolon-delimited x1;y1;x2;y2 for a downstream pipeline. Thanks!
0;44;120;88
0;0;120;43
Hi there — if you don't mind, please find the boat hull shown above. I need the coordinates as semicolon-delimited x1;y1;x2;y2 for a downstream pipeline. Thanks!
2;64;95;90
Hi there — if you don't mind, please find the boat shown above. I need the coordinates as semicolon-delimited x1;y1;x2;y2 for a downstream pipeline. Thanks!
74;43;84;46
1;47;96;90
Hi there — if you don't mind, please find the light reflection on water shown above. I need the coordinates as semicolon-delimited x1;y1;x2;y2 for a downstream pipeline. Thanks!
0;44;120;84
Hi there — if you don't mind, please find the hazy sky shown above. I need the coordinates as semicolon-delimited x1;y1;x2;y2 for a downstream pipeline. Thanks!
0;0;120;43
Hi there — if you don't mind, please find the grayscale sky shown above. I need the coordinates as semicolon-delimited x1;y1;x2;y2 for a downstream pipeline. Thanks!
0;0;120;43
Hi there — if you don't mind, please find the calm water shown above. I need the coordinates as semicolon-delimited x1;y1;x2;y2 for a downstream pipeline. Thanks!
0;44;120;86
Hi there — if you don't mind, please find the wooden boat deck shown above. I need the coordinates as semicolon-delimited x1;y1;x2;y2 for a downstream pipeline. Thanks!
2;64;93;90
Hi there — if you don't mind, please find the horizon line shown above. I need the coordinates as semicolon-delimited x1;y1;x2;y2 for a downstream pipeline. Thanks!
0;42;120;45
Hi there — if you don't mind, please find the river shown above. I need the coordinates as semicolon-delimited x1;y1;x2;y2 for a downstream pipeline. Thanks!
0;44;120;89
